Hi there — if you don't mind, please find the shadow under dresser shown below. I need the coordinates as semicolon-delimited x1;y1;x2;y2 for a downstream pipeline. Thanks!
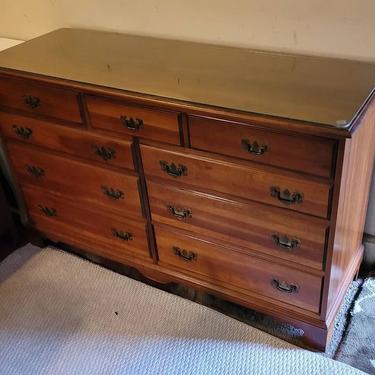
0;28;374;351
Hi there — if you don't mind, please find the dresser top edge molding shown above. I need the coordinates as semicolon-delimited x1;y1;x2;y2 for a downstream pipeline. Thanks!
0;28;374;137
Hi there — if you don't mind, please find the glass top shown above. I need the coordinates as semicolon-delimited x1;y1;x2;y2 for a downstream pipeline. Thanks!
0;28;374;128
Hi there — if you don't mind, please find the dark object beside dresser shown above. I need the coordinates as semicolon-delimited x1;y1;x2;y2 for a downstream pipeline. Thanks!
0;176;13;236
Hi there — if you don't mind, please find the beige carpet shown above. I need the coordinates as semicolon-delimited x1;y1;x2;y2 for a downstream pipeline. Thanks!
0;244;366;374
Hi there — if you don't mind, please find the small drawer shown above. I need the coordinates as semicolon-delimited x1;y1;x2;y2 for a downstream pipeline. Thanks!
155;226;322;313
148;182;329;269
189;115;336;178
24;185;150;260
141;145;331;218
0;76;82;123
86;95;180;145
7;142;143;219
0;112;134;170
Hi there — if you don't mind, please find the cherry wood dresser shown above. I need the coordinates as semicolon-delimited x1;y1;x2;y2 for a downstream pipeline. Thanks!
0;29;374;350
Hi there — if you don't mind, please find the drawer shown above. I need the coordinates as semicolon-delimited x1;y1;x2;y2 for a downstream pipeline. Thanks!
148;182;329;269
86;95;180;145
141;145;331;218
0;76;82;123
155;226;322;313
24;185;150;260
0;112;134;170
7;142;143;218
189;116;335;178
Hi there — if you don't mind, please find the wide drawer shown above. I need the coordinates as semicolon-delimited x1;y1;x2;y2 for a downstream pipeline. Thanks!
24;185;150;260
86;95;180;145
155;226;322;313
141;145;331;218
0;76;82;123
189;115;335;178
7;142;143;218
148;182;329;269
0;112;134;170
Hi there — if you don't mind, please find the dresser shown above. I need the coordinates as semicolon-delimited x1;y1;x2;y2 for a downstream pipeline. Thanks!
0;29;374;351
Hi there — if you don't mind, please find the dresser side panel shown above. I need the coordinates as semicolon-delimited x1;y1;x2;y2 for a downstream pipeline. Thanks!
325;101;375;318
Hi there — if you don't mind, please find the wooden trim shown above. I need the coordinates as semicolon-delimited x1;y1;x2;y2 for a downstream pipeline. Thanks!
319;139;346;319
132;137;157;263
178;113;190;148
0;68;352;140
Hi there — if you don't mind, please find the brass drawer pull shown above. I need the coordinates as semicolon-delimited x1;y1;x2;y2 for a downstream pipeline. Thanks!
120;116;143;131
241;139;268;155
271;234;300;250
173;246;197;262
38;205;57;217
101;186;124;200
159;161;187;178
271;279;298;294
167;205;192;220
270;187;303;205
112;228;133;241
26;165;44;178
23;95;40;109
93;145;116;161
13;125;32;139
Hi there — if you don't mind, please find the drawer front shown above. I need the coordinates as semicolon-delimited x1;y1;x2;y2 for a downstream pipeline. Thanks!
148;182;328;269
86;95;180;145
155;226;322;313
141;145;331;218
189;116;335;178
24;185;150;259
0;113;134;170
0;76;82;123
7;142;142;218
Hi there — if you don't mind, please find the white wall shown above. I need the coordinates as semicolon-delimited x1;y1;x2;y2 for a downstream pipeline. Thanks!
0;0;375;61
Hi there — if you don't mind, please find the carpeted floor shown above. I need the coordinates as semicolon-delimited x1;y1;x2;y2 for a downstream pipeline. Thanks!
181;278;361;358
0;244;366;374
335;277;375;374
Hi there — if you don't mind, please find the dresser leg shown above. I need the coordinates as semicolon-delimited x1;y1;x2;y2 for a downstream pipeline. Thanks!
273;315;329;351
300;323;329;352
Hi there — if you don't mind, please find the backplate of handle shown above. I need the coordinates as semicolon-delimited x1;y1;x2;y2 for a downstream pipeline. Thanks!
270;186;303;205
271;278;298;294
93;145;116;161
13;125;32;139
271;234;300;250
159;161;187;178
23;95;40;109
241;139;268;155
112;228;133;241
167;205;192;220
120;116;143;131
26;165;44;178
101;186;124;200
38;205;57;217
173;246;197;262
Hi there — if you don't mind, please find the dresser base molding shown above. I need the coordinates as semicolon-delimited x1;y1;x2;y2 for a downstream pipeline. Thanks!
324;244;363;325
31;230;355;351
